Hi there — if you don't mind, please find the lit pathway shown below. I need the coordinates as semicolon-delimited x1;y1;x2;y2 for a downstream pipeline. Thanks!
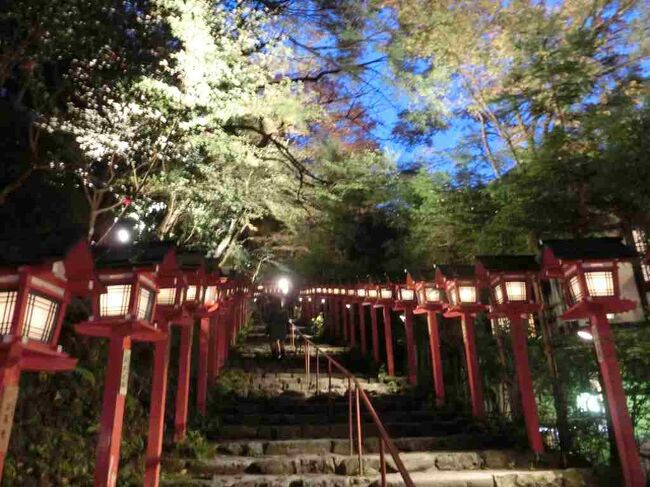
161;323;595;486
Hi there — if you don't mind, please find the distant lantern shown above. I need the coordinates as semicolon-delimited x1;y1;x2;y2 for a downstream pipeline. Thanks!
540;238;644;487
394;274;419;385
0;238;97;478
410;269;445;406
395;284;415;305
476;255;543;455
435;264;486;419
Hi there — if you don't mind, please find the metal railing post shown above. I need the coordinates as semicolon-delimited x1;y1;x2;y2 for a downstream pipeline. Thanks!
328;360;333;417
292;326;415;487
316;349;320;395
348;376;353;456
355;385;363;475
379;438;387;487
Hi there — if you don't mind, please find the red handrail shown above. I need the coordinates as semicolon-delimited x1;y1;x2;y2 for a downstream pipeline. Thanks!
291;325;415;487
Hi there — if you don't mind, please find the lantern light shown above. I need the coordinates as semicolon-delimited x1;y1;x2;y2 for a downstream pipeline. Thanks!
278;277;291;295
116;228;131;244
458;285;476;303
577;329;593;341
380;287;393;300
505;281;527;301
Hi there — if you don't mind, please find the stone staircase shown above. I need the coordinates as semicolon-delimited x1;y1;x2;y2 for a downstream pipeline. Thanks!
162;325;594;486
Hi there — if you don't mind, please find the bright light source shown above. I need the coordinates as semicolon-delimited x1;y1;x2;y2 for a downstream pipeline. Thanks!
577;392;603;413
399;314;405;322
116;228;131;244
577;329;593;341
345;303;351;309
298;297;303;302
278;277;291;295
321;299;325;304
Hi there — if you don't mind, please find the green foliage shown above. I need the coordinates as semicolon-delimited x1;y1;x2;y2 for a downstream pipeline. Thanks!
170;430;212;460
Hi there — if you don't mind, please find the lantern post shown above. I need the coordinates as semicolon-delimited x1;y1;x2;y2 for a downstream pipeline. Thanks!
374;283;395;376
412;270;446;407
363;283;381;364
0;239;97;478
541;238;645;487
196;271;221;415
394;279;418;385
75;243;169;486
476;255;544;454
339;287;349;343
355;284;368;356
159;252;205;444
436;265;486;419
345;287;357;348
144;248;193;486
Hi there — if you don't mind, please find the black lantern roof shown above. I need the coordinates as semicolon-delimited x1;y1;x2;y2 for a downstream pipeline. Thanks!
407;268;436;282
93;242;175;269
435;264;476;279
475;255;539;273
541;238;637;261
0;229;86;266
177;251;205;270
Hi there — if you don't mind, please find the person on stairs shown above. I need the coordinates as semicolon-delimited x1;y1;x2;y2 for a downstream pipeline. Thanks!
265;297;289;359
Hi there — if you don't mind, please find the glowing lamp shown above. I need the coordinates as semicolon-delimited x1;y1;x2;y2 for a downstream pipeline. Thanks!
540;239;648;483
380;286;393;300
540;238;637;319
0;238;100;477
434;265;483;314
178;252;206;308
476;255;539;316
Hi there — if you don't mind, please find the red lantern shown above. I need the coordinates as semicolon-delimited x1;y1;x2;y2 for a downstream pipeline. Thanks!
394;275;418;386
145;249;194;485
410;269;445;406
476;255;543;454
0;239;96;477
435;264;486;419
541;238;644;487
75;243;168;486
369;282;396;377
195;268;222;416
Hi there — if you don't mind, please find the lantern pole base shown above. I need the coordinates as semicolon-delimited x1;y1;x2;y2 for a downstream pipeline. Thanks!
0;362;21;480
370;305;380;364
174;325;193;443
94;334;132;487
508;313;543;454
590;311;645;487
382;306;395;377
460;313;485;419
403;307;417;385
426;311;445;407
144;324;171;487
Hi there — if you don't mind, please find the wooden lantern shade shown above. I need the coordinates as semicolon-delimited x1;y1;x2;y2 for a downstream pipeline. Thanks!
475;255;540;316
540;238;637;320
178;252;207;309
0;238;97;370
435;264;484;315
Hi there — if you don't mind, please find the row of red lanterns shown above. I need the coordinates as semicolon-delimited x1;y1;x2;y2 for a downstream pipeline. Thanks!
0;240;251;486
299;237;645;487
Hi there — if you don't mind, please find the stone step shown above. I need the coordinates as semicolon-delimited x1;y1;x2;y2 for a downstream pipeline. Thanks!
219;410;468;426
212;435;509;457
167;450;556;477
210;420;481;441
160;473;368;486
382;468;595;487
161;468;593;487
214;395;432;415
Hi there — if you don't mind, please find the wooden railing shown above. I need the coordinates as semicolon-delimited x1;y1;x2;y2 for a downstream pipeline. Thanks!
291;325;415;487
